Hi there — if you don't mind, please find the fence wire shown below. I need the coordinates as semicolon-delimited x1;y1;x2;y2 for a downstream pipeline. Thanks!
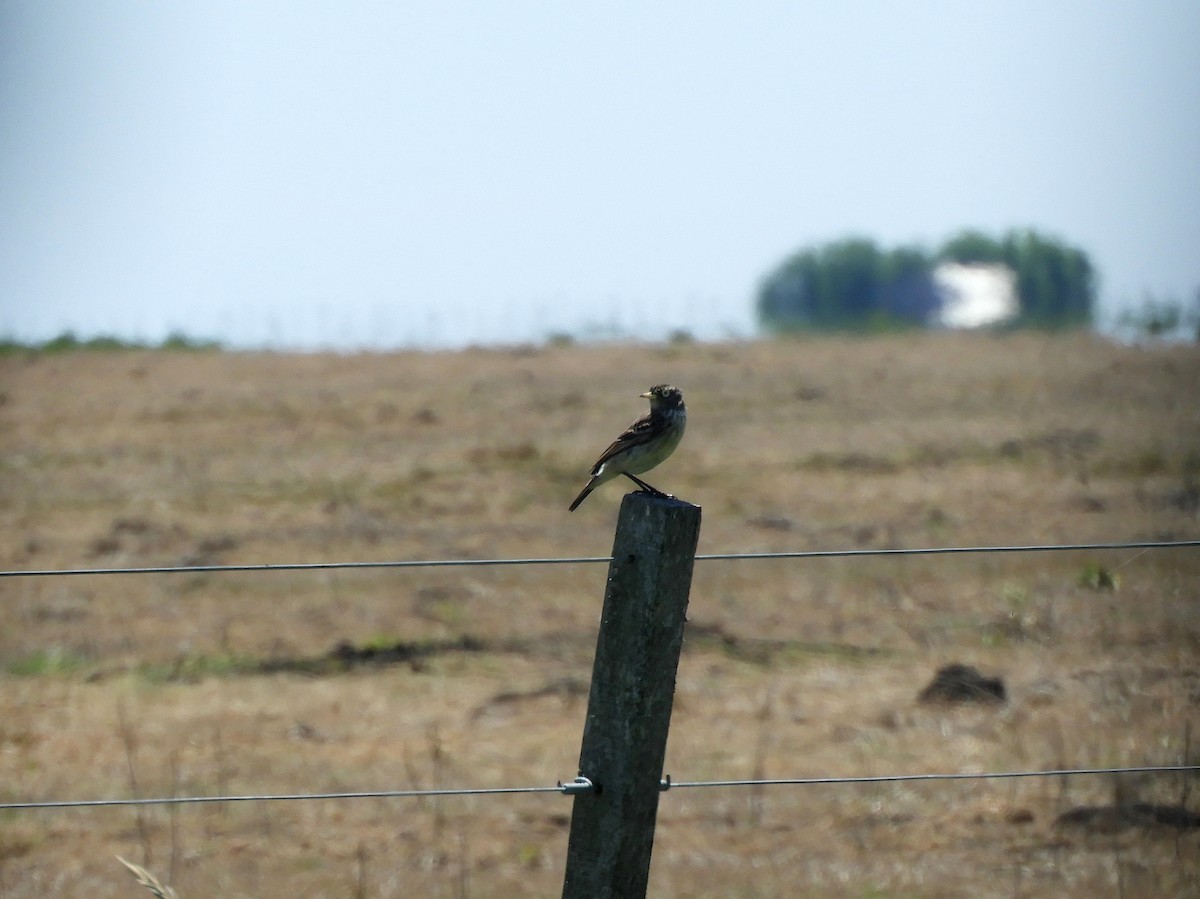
0;539;1195;579
4;765;1197;812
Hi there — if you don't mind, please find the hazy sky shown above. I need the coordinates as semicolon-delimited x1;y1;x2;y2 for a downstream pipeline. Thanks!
2;1;1198;348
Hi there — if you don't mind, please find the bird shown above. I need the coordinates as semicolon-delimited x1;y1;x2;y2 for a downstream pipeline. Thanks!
568;384;687;511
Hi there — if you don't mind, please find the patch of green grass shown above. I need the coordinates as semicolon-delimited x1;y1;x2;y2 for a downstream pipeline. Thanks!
978;582;1060;647
360;632;407;653
136;653;255;683
419;597;469;627
4;647;91;677
1077;562;1119;591
686;623;885;665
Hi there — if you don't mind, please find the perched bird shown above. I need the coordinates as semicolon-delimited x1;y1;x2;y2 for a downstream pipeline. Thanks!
568;384;687;511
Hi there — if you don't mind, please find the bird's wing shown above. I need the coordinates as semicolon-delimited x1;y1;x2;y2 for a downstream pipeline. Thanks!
589;413;660;474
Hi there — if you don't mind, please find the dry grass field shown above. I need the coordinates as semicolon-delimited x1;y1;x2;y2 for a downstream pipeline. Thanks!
1;332;1198;897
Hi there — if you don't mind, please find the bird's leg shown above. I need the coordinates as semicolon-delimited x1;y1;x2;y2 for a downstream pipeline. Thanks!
623;472;670;498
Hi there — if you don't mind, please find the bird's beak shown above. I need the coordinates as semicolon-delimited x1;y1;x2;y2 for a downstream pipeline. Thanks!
640;391;651;398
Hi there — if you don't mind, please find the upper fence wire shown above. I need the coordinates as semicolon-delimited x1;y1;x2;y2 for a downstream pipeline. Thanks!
1;538;1195;579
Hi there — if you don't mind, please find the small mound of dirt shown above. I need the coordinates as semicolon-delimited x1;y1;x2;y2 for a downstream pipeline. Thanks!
918;663;1006;704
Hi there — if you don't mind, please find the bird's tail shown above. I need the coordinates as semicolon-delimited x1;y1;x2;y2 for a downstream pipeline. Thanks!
568;477;599;512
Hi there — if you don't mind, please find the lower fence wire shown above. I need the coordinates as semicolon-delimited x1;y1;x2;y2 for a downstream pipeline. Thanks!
4;765;1197;812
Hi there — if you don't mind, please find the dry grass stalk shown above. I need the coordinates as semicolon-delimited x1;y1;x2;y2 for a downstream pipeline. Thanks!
116;856;180;899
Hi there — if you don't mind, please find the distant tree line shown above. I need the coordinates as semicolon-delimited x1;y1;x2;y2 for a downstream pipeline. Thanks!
757;228;1095;332
0;331;221;355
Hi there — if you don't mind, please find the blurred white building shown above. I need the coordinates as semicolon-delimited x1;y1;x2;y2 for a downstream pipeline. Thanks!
932;262;1019;328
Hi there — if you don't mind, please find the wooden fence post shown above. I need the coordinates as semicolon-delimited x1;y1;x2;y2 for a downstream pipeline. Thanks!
561;492;702;899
